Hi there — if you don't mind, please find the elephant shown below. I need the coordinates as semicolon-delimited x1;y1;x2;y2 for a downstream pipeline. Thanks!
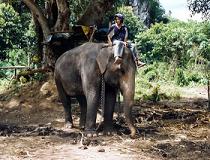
54;42;137;137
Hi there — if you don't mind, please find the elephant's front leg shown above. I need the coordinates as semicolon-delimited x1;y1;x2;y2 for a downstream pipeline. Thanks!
85;89;100;137
103;86;118;135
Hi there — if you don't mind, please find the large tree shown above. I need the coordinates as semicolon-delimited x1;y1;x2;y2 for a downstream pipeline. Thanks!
20;0;114;69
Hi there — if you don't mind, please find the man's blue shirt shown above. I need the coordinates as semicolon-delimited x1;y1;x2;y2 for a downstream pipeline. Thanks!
108;24;128;42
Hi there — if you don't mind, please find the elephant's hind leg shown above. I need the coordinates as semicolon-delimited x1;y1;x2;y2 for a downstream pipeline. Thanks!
76;95;87;130
55;78;73;129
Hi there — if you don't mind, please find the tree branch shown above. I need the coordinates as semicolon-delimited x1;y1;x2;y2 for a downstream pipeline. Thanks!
22;0;51;39
77;0;114;26
54;0;70;31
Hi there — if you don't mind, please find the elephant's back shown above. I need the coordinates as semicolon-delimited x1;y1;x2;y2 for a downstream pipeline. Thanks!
56;42;104;64
55;42;104;76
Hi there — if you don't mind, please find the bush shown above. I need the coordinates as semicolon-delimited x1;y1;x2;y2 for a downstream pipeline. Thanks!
146;70;158;82
186;72;202;83
170;91;181;100
135;20;210;66
175;68;189;86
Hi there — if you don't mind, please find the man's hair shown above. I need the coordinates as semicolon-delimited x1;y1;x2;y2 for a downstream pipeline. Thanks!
115;13;124;23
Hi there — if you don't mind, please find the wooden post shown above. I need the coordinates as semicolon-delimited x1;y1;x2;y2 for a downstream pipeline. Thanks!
14;68;17;78
28;52;30;68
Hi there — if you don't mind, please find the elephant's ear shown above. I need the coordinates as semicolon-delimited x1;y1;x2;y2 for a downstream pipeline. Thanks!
96;47;112;74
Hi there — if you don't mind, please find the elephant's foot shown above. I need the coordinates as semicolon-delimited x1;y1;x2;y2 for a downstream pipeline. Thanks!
102;125;117;136
79;118;86;130
65;121;73;128
79;124;85;130
84;129;98;138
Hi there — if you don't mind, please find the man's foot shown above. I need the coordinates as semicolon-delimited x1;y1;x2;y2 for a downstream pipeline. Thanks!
114;56;122;64
136;60;146;67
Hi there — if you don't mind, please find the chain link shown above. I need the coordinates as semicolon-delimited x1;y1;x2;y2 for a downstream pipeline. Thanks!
99;75;121;121
100;75;105;119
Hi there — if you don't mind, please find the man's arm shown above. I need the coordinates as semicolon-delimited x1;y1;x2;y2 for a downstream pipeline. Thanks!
124;27;128;46
107;35;112;46
107;25;115;46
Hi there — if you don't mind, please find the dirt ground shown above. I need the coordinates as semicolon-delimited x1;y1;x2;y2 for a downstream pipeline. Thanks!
0;79;209;160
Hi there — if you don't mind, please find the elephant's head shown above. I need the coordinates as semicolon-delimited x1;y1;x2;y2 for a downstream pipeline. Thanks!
96;45;137;137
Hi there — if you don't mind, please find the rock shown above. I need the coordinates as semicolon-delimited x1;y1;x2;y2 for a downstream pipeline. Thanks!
82;138;91;146
7;98;20;108
100;141;106;146
79;146;88;150
46;95;58;102
40;82;51;96
0;102;3;108
70;139;77;145
39;101;52;109
174;134;187;142
98;148;105;152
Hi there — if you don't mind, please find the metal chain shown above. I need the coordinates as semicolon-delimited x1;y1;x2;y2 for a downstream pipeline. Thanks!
100;74;105;120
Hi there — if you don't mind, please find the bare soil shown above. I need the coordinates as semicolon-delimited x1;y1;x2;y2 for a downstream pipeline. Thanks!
0;79;209;160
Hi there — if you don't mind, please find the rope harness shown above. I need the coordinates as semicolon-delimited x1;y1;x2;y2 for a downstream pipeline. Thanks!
89;25;97;42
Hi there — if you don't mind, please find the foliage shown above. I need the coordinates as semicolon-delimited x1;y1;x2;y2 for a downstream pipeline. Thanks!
188;0;210;19
148;85;161;102
135;20;210;67
0;3;23;59
136;61;207;95
117;6;145;40
69;0;90;24
0;3;36;79
135;72;180;102
145;0;168;25
175;68;189;86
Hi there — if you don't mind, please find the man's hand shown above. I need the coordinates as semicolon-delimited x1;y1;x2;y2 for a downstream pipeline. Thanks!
123;41;128;47
108;42;112;47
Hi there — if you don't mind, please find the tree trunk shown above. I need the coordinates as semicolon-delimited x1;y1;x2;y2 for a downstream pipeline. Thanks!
22;0;51;39
32;12;43;61
54;0;70;31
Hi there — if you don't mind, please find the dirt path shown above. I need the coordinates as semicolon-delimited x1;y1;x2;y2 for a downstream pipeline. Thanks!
0;137;153;160
0;81;209;159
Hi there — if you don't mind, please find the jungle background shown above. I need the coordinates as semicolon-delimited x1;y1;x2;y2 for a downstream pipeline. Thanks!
0;0;209;159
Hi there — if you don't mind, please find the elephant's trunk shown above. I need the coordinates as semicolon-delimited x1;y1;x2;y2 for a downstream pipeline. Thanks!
120;70;136;138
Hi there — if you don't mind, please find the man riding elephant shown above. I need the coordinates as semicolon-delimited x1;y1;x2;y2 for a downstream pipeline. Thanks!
107;13;145;67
